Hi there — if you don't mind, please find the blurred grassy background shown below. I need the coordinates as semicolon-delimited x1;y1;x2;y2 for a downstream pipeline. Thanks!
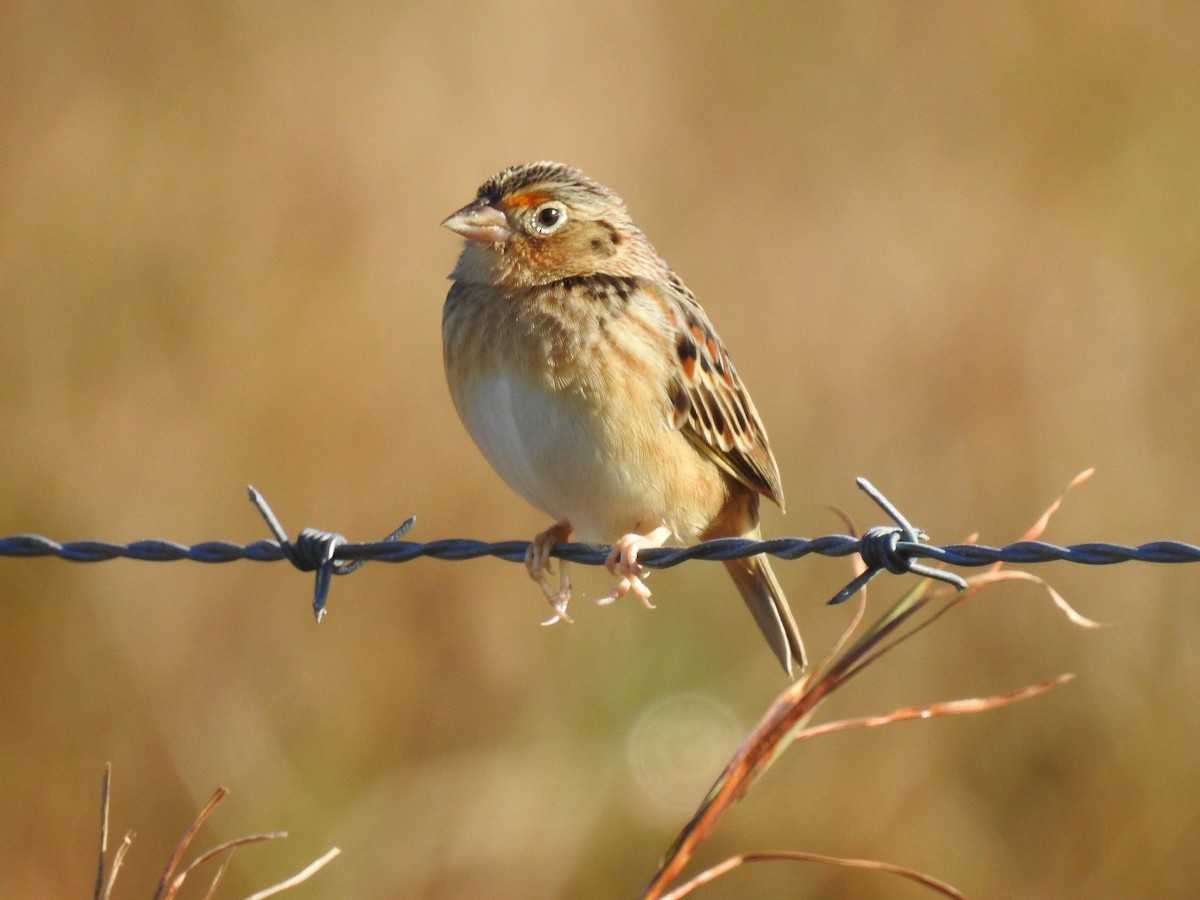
2;2;1199;897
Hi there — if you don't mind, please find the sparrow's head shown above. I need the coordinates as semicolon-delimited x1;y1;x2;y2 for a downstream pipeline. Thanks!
442;162;661;287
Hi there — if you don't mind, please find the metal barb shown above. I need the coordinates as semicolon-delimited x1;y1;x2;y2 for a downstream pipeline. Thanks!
827;479;970;606
247;486;415;621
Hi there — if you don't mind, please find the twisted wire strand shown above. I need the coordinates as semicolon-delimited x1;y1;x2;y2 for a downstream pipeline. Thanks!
3;479;1197;617
7;533;1198;568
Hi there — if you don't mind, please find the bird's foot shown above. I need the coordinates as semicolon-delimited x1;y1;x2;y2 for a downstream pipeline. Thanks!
598;525;672;608
526;522;573;624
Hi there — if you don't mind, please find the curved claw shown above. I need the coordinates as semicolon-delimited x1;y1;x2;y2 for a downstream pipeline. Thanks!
600;526;672;608
526;522;573;624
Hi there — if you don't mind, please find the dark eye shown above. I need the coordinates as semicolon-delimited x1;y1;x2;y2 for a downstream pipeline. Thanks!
529;202;568;234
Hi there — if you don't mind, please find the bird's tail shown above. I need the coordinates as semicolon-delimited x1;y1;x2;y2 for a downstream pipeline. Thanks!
723;553;806;678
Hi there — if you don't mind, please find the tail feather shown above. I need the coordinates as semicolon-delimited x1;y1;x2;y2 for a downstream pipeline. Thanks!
723;554;806;677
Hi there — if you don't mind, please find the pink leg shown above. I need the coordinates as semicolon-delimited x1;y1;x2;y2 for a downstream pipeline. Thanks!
525;521;573;624
599;525;672;608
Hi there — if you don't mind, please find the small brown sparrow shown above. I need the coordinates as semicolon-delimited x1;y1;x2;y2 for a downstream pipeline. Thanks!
441;162;805;676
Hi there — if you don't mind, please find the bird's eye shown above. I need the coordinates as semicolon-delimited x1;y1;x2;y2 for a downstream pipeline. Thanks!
530;202;568;234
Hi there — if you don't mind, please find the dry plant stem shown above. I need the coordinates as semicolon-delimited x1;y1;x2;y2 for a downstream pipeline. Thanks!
166;831;287;896
795;673;1073;742
643;623;852;897
645;629;1070;899
94;763;134;900
93;768;337;898
1020;468;1094;542
244;848;344;900
104;834;134;900
659;850;966;900
645;566;896;896
94;762;111;900
201;855;233;900
847;468;1099;678
153;787;228;900
644;469;1095;899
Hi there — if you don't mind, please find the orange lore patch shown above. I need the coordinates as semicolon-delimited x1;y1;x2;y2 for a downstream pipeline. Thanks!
505;188;550;209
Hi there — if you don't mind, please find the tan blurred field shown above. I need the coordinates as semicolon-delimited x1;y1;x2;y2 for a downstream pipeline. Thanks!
3;3;1200;897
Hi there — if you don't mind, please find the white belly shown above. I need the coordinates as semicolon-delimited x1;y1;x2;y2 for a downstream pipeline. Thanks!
459;374;576;511
455;372;703;541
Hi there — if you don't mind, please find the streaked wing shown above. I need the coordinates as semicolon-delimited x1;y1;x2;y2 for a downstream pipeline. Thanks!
653;273;785;509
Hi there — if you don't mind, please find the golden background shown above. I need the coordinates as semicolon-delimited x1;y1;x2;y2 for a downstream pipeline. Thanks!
2;3;1199;897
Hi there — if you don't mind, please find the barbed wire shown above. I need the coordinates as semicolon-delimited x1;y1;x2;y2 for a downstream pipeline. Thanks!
3;478;1197;619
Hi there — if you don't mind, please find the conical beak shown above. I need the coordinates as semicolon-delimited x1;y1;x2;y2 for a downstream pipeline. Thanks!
441;202;513;243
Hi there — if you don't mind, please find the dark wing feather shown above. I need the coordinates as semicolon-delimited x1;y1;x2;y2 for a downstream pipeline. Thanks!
656;273;785;509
